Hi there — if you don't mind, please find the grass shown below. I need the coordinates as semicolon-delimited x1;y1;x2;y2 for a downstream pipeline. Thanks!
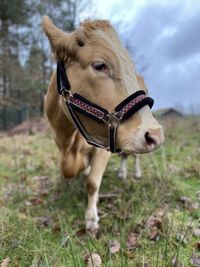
0;118;200;266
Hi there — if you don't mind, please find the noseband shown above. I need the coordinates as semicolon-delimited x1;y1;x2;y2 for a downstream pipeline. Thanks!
57;61;154;153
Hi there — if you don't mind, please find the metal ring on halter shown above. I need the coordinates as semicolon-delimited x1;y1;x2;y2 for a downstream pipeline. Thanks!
62;89;72;101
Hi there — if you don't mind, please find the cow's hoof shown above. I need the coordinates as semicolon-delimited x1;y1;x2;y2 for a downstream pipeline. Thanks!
85;208;99;232
134;172;142;179
86;218;99;232
117;170;127;180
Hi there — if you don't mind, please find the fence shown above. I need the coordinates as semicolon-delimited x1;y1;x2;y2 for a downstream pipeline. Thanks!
0;98;43;130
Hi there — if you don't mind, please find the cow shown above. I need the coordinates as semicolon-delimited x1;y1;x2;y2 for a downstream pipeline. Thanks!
42;16;164;232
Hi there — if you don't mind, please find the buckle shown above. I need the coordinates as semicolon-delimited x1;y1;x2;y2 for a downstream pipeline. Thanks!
62;89;72;101
108;112;121;127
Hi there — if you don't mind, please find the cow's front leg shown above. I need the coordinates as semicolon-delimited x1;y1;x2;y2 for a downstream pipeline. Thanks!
85;149;110;231
117;153;128;179
133;153;142;179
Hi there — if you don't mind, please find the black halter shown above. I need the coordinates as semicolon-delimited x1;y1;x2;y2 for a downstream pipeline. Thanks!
57;61;154;153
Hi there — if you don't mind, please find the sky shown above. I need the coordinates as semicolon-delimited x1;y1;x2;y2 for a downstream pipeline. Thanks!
81;0;200;112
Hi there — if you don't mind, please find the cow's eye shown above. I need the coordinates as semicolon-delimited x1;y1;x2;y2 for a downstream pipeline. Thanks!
92;62;109;73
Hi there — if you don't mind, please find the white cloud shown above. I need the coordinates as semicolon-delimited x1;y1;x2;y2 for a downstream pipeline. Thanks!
93;0;200;110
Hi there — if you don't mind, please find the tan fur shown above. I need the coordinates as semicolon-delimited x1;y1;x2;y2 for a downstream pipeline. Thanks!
42;16;164;230
81;20;111;31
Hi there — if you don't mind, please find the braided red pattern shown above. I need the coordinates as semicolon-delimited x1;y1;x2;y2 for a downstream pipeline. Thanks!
117;94;146;118
69;97;105;118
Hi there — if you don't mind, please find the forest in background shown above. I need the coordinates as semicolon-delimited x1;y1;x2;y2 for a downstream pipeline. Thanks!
1;0;199;130
0;0;88;129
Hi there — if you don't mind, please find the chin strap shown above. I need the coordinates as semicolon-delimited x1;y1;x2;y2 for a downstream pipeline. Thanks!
56;61;154;153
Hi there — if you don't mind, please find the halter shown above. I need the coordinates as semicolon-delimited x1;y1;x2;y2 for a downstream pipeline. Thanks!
57;61;154;153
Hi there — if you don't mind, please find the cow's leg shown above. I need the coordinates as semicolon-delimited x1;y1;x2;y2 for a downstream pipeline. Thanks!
133;153;142;179
60;132;90;179
83;165;91;176
85;149;110;231
117;153;128;179
60;149;89;179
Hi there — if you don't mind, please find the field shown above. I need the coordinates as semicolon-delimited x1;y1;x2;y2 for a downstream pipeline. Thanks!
0;118;200;267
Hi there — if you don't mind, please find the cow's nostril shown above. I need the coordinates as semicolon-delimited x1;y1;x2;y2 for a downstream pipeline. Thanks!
145;131;156;146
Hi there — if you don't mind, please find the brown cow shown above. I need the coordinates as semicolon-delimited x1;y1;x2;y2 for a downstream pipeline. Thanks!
42;16;164;231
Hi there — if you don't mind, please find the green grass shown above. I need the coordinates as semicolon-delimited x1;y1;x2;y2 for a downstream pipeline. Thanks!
0;118;200;266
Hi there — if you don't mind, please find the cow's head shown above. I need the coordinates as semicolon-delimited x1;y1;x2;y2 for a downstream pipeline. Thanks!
43;16;164;153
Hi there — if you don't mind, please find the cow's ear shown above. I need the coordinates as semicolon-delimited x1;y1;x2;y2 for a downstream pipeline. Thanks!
136;74;148;94
42;16;75;60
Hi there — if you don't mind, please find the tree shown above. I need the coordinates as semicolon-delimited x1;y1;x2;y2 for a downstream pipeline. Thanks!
0;0;91;129
0;0;30;97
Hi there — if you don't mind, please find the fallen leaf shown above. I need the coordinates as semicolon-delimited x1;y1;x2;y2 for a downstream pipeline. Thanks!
179;196;192;205
191;251;200;266
52;223;61;233
189;203;199;211
197;242;200;251
146;216;162;229
0;257;10;267
126;232;140;250
172;256;184;267
25;198;43;206
35;188;49;196
149;227;160;241
194;229;200;237
32;175;49;182
76;228;86;237
145;209;164;229
145;210;164;241
83;253;90;262
176;233;187;245
109;240;120;254
83;252;102;267
155;209;164;218
125;250;134;259
99;193;120;199
37;216;53;228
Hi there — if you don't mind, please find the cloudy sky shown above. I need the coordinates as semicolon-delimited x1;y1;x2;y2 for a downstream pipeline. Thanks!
82;0;200;112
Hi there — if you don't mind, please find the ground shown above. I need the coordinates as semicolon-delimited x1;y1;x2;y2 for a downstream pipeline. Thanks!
0;117;200;267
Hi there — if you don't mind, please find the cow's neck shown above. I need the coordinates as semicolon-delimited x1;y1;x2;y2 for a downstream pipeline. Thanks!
45;73;77;147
